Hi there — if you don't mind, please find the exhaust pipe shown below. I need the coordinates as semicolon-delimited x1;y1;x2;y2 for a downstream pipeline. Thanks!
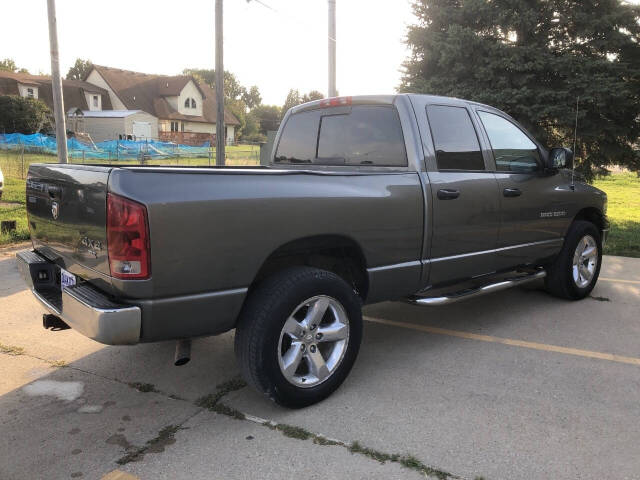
174;339;191;366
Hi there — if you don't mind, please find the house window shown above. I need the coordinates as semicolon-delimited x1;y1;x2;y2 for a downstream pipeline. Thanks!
93;95;99;108
181;122;185;132
171;121;179;132
184;98;190;108
191;98;196;108
27;88;34;98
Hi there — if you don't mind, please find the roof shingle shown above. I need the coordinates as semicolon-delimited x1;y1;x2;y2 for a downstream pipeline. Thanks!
0;71;112;111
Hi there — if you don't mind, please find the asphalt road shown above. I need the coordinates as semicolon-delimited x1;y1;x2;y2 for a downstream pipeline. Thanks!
1;243;639;480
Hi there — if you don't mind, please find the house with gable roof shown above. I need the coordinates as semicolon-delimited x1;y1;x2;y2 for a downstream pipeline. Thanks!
84;65;239;145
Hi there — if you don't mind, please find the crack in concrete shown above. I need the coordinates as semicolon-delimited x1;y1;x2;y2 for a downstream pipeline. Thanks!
197;377;460;480
5;345;468;479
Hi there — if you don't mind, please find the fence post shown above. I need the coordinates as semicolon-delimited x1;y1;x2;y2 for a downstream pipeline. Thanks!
116;139;119;162
82;150;85;164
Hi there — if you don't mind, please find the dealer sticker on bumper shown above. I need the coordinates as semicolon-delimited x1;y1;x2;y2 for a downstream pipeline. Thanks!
60;268;76;289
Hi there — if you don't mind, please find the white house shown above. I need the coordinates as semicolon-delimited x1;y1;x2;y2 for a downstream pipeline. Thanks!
84;65;239;145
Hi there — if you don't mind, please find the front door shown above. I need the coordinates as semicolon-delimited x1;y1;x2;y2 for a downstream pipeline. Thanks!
422;104;501;285
473;109;569;268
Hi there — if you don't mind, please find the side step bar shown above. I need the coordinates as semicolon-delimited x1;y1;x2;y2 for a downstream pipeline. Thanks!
409;270;546;306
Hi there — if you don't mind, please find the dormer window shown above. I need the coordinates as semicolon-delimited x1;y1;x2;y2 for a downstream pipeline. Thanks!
27;88;34;98
184;98;190;108
191;98;196;108
93;95;99;107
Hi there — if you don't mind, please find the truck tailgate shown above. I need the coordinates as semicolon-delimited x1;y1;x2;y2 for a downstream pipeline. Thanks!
26;164;112;278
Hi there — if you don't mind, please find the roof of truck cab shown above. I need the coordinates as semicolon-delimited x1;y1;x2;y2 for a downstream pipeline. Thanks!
290;93;480;114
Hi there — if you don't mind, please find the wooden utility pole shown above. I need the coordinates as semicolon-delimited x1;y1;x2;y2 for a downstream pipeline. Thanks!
46;0;68;163
215;0;225;166
328;0;337;97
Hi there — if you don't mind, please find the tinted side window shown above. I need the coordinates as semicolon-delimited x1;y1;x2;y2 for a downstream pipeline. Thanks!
477;111;540;173
274;110;321;163
317;106;407;166
426;105;485;171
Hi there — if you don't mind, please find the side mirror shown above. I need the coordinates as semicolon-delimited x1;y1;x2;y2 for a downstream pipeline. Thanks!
547;147;573;170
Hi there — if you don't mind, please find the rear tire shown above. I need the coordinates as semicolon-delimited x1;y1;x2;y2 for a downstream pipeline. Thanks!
545;220;602;300
234;266;362;408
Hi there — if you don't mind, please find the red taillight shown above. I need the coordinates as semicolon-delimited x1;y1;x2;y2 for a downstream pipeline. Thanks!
319;96;352;108
107;193;150;279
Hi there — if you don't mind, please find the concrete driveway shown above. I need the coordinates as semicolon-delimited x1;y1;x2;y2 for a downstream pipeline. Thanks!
1;243;639;480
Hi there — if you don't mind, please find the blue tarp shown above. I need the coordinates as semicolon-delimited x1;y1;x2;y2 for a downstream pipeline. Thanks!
0;132;211;159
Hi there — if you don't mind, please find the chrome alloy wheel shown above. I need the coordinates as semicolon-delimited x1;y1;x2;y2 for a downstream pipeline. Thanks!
572;234;598;288
277;295;350;388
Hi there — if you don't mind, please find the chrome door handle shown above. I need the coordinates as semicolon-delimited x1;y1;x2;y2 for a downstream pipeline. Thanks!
503;188;522;197
437;189;460;200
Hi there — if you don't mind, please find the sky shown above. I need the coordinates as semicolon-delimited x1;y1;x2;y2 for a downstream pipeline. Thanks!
0;0;415;106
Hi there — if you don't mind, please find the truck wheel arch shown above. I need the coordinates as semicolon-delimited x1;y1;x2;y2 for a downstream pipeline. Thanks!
250;235;369;301
572;207;606;233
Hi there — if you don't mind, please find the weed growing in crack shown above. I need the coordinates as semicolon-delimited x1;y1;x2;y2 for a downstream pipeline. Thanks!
0;343;25;356
313;436;344;446
349;441;452;479
195;376;247;412
193;377;454;479
212;402;246;420
128;382;159;393
274;423;313;440
116;425;181;465
350;441;399;463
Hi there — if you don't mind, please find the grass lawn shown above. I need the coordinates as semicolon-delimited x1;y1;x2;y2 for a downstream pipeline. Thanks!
1;170;638;256
0;177;29;244
593;173;640;257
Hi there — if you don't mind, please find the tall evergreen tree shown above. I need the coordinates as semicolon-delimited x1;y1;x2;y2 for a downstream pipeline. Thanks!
400;0;640;178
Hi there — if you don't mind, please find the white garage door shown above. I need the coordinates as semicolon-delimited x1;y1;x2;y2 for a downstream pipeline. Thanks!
132;121;152;139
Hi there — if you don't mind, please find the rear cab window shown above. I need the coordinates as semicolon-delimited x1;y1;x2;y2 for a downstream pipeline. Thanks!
274;105;407;167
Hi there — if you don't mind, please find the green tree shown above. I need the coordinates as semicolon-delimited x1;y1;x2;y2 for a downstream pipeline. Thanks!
251;104;282;134
0;58;28;73
226;98;248;139
242;85;262;110
400;0;640;179
242;110;265;142
66;58;92;80
183;68;251;103
0;95;51;133
302;90;324;103
282;89;301;117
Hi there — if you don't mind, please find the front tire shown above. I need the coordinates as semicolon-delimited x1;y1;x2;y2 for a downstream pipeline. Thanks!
234;267;362;408
545;220;602;300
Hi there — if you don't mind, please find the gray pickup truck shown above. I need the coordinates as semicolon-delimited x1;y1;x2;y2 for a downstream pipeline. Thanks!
18;94;608;407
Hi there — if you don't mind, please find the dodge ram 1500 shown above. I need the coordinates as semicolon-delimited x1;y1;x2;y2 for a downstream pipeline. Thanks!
17;94;608;407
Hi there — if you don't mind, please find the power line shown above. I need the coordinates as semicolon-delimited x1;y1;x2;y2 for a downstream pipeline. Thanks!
246;0;277;12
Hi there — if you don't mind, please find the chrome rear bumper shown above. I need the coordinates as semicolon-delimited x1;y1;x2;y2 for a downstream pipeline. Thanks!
16;250;141;345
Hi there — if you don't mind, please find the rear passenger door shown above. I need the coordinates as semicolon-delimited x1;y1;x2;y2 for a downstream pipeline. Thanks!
422;104;501;285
